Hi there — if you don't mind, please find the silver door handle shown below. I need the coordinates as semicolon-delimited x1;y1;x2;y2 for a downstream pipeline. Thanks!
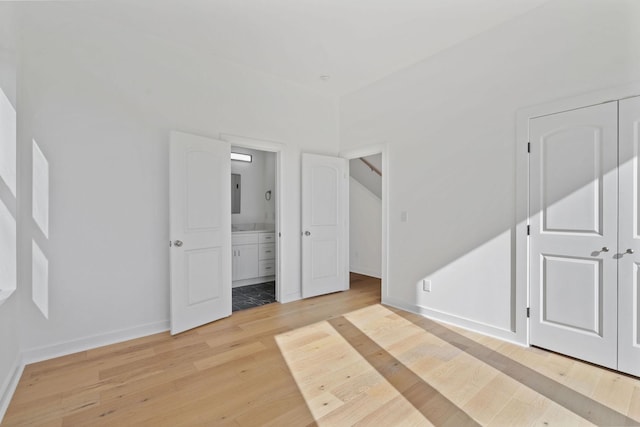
627;248;634;254
601;247;609;252
304;231;311;236
174;240;183;247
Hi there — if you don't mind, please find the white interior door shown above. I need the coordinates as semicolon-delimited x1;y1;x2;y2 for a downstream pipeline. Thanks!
301;153;349;298
170;131;231;335
619;95;640;377
529;102;618;369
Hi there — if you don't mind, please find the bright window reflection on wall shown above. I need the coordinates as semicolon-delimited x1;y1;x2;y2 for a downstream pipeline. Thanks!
32;240;49;318
0;88;16;196
0;198;16;300
32;139;50;317
33;139;49;238
0;87;16;301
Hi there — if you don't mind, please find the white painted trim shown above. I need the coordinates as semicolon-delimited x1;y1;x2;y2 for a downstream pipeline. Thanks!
220;133;287;152
0;354;23;424
339;144;389;302
1;321;169;422
21;320;169;365
232;275;275;288
515;82;640;347
279;292;301;304
0;289;15;308
340;144;386;160
220;133;285;303
350;267;381;279
384;296;527;347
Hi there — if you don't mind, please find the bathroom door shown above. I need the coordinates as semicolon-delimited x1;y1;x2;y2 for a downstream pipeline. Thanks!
301;153;349;298
169;131;232;334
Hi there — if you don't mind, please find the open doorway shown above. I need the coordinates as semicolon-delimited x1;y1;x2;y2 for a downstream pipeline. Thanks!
349;154;382;279
229;145;279;312
343;148;386;299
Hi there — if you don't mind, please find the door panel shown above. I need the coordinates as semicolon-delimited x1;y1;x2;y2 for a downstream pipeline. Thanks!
530;102;618;369
542;127;602;234
542;255;601;334
618;95;640;376
186;248;221;304
311;239;338;279
170;131;231;335
302;153;348;298
311;166;338;226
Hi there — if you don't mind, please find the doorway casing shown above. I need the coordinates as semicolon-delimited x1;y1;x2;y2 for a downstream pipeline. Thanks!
340;144;389;303
515;82;640;347
221;133;285;303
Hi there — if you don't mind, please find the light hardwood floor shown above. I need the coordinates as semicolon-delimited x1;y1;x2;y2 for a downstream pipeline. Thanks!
3;273;640;426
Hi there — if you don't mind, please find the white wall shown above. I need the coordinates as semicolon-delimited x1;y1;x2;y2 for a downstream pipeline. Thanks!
340;0;640;343
264;151;276;223
0;42;21;418
350;156;381;199
230;147;276;225
16;2;338;358
349;177;381;278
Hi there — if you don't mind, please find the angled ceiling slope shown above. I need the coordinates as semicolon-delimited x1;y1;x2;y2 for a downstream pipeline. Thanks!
22;0;550;96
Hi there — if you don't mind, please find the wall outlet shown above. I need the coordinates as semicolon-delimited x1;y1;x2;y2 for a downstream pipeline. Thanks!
422;279;431;292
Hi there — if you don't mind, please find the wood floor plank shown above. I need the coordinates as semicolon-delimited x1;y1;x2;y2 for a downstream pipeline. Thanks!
3;273;640;426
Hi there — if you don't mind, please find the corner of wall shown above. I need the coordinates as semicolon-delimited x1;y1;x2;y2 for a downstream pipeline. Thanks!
0;354;24;423
20;320;169;366
382;295;527;346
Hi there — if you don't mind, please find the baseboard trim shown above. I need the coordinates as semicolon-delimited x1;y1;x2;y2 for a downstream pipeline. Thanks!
21;320;170;365
279;292;301;304
0;355;24;423
232;276;275;288
383;296;526;347
349;267;381;279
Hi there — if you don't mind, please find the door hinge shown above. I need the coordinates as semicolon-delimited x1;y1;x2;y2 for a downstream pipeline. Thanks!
526;307;530;318
527;142;531;153
169;240;172;247
527;225;530;235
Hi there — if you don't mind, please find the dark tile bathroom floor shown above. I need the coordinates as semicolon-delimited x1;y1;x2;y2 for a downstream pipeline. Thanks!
232;281;276;312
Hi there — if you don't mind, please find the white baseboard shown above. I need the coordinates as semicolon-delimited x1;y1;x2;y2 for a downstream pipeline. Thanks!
21;320;170;365
349;266;381;279
383;296;526;347
279;292;301;304
232;276;275;288
0;355;24;423
0;320;170;423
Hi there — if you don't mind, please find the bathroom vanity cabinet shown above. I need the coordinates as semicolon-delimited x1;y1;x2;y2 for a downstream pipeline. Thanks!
232;230;276;286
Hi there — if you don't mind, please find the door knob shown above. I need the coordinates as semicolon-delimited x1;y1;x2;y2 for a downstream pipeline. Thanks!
601;247;609;252
304;231;311;236
627;248;634;254
173;240;183;247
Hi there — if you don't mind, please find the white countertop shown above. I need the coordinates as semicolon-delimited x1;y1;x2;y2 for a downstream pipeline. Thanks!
232;223;275;233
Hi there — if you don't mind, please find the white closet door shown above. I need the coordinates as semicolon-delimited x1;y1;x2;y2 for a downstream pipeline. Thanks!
618;95;640;377
529;102;618;369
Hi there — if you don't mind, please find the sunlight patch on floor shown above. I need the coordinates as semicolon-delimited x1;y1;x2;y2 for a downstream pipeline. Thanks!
275;313;430;426
273;303;626;426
